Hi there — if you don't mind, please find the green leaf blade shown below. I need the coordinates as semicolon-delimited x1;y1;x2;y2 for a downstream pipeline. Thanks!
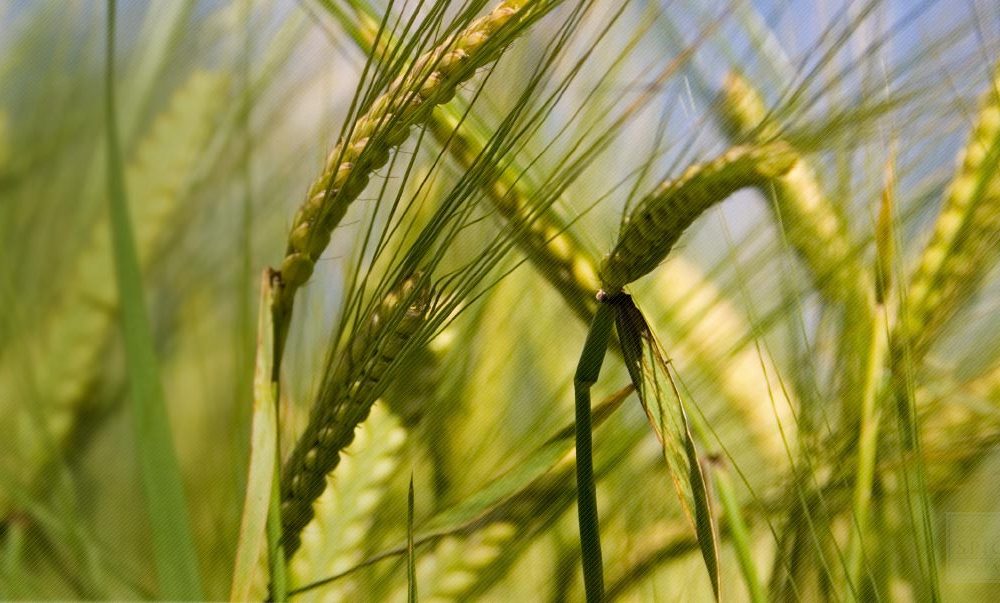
613;294;721;600
104;2;203;598
230;272;280;602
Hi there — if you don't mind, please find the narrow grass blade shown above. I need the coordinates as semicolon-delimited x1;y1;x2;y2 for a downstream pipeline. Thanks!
267;449;290;603
407;476;417;603
104;2;202;598
230;271;279;602
612;294;721;600
709;458;765;603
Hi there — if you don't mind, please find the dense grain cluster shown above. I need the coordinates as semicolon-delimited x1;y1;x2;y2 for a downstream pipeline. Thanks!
599;143;797;292
339;0;600;324
899;66;1000;360
279;274;432;555
275;0;546;310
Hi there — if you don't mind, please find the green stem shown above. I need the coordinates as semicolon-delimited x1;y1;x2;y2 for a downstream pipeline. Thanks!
711;461;765;603
266;377;288;602
846;306;886;590
573;300;616;602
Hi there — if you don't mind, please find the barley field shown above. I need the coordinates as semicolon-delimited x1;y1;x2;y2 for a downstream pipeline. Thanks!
2;0;1000;601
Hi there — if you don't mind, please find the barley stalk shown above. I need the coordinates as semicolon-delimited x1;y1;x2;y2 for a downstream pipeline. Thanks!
0;71;226;514
279;274;433;555
273;0;555;319
898;65;1000;362
599;142;797;292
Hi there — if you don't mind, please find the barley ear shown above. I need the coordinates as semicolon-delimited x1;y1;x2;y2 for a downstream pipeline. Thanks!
717;72;876;426
429;103;601;323
599;142;797;292
0;71;227;515
272;0;554;325
717;71;868;305
898;65;1000;361
279;274;433;555
337;0;601;324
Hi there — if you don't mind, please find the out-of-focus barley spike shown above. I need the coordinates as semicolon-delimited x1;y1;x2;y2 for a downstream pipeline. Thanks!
717;71;868;306
0;72;227;515
899;65;1000;361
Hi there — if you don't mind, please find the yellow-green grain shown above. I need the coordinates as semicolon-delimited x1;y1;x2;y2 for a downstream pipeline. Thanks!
274;0;552;311
899;65;1000;361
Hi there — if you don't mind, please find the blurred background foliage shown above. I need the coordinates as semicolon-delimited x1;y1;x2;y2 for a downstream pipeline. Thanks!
1;0;1000;600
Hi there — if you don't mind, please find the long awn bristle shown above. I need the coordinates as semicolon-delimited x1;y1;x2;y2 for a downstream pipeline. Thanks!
273;0;556;316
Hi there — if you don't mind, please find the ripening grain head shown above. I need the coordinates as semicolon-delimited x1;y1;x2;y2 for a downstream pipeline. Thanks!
276;0;556;305
900;64;1000;360
280;273;433;555
599;142;797;292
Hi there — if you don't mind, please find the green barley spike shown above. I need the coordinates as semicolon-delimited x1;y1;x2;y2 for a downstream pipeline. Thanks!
273;0;555;315
599;143;797;292
279;273;433;555
344;0;602;323
343;0;602;326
